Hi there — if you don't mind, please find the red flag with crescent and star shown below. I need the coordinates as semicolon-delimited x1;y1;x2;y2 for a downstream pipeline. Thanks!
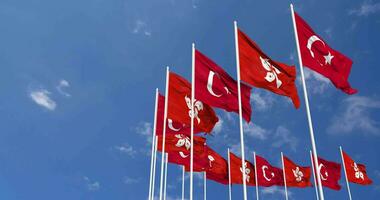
342;150;372;185
168;72;219;133
313;157;342;190
294;12;357;94
255;155;284;187
195;49;252;122
237;29;301;108
205;147;229;185
229;152;256;186
283;155;312;187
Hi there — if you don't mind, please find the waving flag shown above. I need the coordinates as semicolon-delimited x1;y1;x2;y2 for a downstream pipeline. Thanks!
206;147;229;184
168;72;219;133
195;49;252;122
237;29;300;108
342;151;372;185
315;157;342;190
229;152;256;186
294;12;357;94
283;156;312;187
255;155;284;187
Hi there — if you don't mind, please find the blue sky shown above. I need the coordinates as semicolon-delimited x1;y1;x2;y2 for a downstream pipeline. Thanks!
0;0;380;199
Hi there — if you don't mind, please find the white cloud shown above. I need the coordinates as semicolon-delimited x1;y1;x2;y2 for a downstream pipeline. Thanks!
136;122;153;143
56;79;71;97
29;89;57;111
124;176;140;184
302;68;330;94
324;27;333;38
132;20;151;36
261;186;292;198
349;1;380;16
327;96;380;135
212;119;223;135
114;143;137;157
244;122;269;140
272;126;298;152
250;92;275;111
83;176;100;191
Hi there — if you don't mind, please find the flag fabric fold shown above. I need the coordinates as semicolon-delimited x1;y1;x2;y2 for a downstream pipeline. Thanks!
342;151;372;185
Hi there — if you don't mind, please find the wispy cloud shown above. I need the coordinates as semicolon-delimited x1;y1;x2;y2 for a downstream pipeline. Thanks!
124;176;141;184
349;1;380;16
83;176;100;191
302;68;330;94
136;122;153;143
250;92;275;111
244;122;269;140
327;96;380;135
29;89;57;111
212;119;223;135
272;126;298;152
261;186;292;198
56;79;71;97
114;143;137;157
132;20;151;36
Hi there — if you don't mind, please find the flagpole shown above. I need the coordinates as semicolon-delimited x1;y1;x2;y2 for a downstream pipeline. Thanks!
152;135;159;200
190;43;196;200
233;20;248;200
182;166;185;200
340;146;353;200
204;172;207;200
253;152;259;200
228;148;232;200
290;4;325;200
159;67;170;200
310;150;320;200
164;153;168;200
281;152;289;200
148;89;159;200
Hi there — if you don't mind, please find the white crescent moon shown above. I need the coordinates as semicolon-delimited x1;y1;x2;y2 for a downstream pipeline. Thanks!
168;119;181;132
179;151;189;158
207;71;222;97
318;164;328;181
307;35;325;58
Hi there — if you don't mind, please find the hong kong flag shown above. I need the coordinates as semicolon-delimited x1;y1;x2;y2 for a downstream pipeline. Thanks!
314;157;342;190
229;152;256;186
195;49;252;122
342;150;372;185
238;29;300;108
168;72;219;133
205;147;229;185
283;156;312;187
155;94;201;136
255;155;284;187
294;12;357;94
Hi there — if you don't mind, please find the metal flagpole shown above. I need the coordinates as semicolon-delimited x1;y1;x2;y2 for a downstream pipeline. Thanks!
228;148;232;200
152;136;159;200
148;89;159;200
310;151;320;200
233;20;248;200
182;166;185;200
281;152;289;200
164;153;168;200
159;67;170;200
290;4;325;200
253;152;259;200
204;172;207;200
340;146;353;200
190;43;196;200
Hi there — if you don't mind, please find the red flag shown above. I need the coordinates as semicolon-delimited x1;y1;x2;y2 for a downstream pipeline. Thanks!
155;94;201;136
255;155;284;187
283;156;312;187
168;72;219;133
238;29;301;108
294;12;357;94
315;157;342;190
229;152;255;186
342;151;372;185
205;147;229;184
195;49;252;122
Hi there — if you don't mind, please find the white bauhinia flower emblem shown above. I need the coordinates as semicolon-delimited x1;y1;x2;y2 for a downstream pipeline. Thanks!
185;95;204;124
175;134;191;150
208;155;215;167
292;167;304;182
260;56;282;88
240;162;251;182
352;162;364;180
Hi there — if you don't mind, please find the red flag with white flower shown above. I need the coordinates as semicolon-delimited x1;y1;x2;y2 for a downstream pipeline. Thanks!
238;29;301;108
255;155;284;187
342;150;372;185
229;152;256;186
195;49;252;122
294;12;357;94
205;147;229;185
283;156;312;187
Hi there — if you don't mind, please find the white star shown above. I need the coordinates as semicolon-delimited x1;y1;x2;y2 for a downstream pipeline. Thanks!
324;52;334;65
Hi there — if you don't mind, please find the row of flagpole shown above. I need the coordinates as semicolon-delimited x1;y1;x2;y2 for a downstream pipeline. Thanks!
146;3;361;200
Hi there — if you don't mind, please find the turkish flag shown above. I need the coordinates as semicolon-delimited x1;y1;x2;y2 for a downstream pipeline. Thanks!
283;156;312;187
238;29;301;108
255;155;284;187
155;94;201;136
314;157;342;190
168;72;219;133
294;12;357;94
342;151;372;185
229;152;256;186
195;49;252;122
205;147;229;185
